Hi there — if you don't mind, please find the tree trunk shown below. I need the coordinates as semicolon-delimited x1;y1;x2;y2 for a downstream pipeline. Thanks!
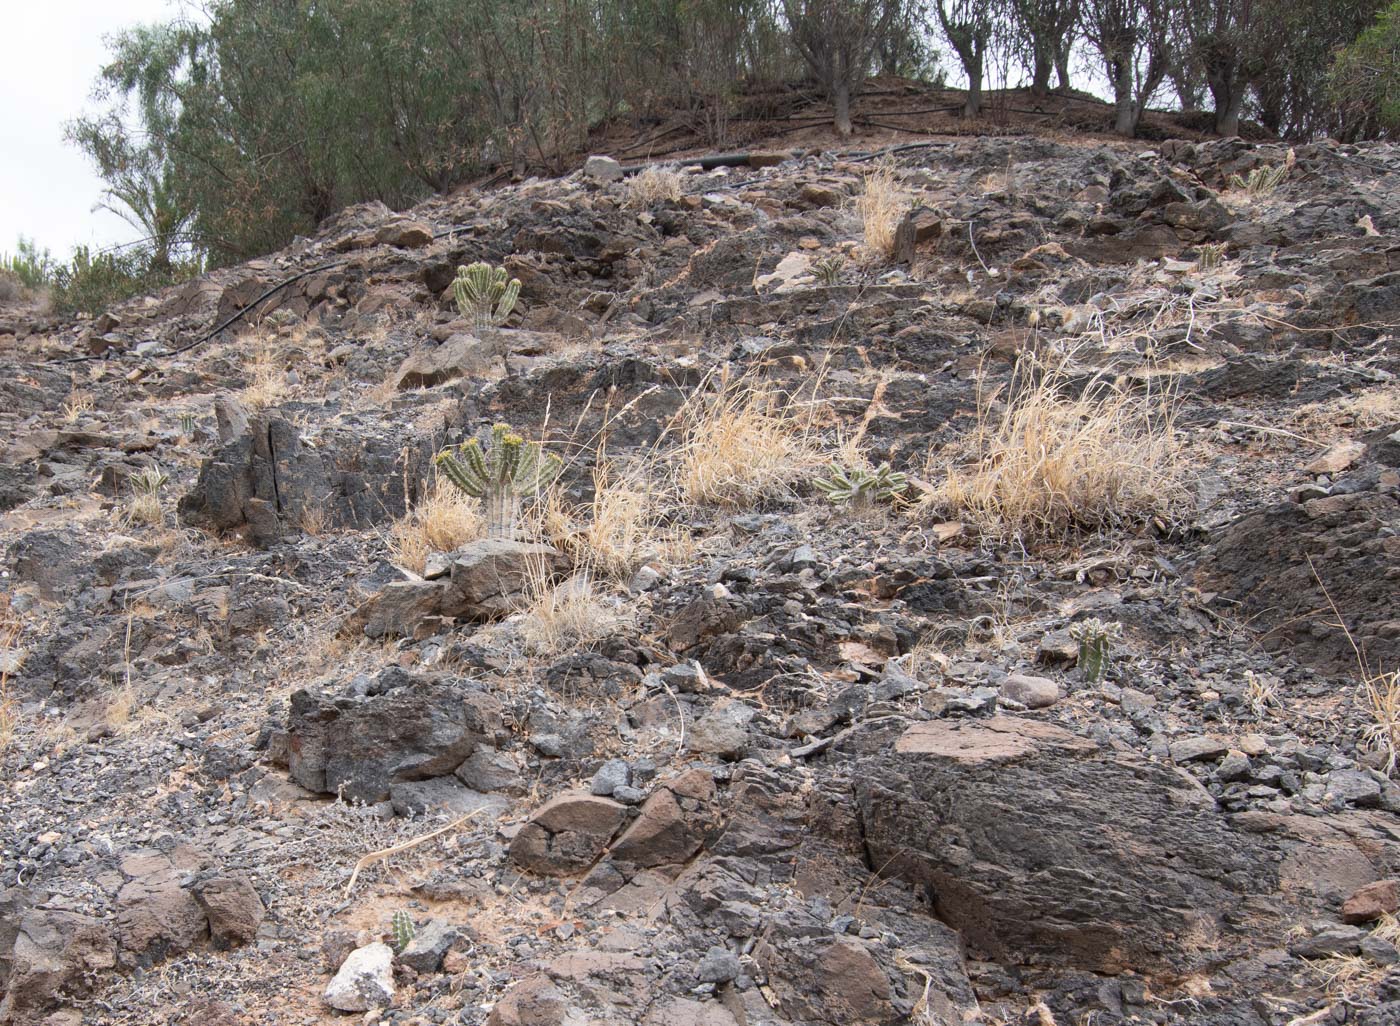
1052;42;1069;91
1206;64;1247;137
1031;48;1053;98
833;80;853;137
1215;89;1245;137
1112;58;1136;137
964;55;983;117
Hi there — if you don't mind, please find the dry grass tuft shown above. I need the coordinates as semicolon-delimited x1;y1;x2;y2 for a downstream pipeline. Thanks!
856;162;908;261
624;168;683;208
1360;668;1400;774
125;466;169;527
388;477;485;574
240;343;292;409
0;598;22;752
926;351;1187;541
518;574;633;657
547;460;687;583
673;379;831;508
62;392;95;423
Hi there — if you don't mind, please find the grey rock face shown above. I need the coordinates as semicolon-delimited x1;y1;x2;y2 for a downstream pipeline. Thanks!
287;675;502;803
851;716;1276;974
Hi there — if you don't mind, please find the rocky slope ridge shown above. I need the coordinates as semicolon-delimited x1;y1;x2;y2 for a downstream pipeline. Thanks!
1;133;1399;1026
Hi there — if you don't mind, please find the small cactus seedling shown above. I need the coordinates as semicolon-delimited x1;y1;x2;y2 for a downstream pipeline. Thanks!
1194;242;1227;271
1069;618;1121;683
453;262;521;331
812;255;844;286
814;463;908;508
391;909;415;953
436;423;563;539
178;412;197;438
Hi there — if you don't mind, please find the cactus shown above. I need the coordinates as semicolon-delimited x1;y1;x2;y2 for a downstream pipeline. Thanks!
130;465;169;496
1228;150;1295;196
178;412;196;438
391;910;415;954
1069;618;1121;684
813;463;908;508
453;262;521;331
436;423;563;538
812;255;844;286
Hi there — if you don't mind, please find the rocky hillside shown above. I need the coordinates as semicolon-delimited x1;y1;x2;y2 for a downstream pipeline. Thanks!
2;131;1399;1026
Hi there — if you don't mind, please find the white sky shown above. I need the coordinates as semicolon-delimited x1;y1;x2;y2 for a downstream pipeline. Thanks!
0;0;181;261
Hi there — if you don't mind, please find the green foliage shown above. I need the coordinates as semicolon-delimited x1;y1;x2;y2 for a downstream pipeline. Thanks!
1329;1;1400;139
47;245;203;318
1069;618;1121;684
68;0;800;267
814;462;908;507
2;238;57;290
436;423;563;539
1251;0;1386;138
452;263;522;331
391;910;415;954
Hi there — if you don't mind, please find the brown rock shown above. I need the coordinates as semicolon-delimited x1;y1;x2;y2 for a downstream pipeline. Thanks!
484;974;570;1026
1304;440;1365;476
641;997;740;1026
392;334;497;389
609;787;703;868
193;875;264;949
798;183;844;208
374;219;434;248
895;715;1096;763
509;793;627;875
1343;879;1400;924
894;207;943;263
115;852;208;961
444;540;570;620
0;909;117;1022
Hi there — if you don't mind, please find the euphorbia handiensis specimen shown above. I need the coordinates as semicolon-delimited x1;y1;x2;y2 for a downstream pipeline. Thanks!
453;262;521;331
814;463;908;507
1070;618;1121;683
436;424;562;539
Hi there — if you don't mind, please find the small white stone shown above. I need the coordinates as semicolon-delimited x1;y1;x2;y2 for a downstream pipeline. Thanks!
324;941;395;1012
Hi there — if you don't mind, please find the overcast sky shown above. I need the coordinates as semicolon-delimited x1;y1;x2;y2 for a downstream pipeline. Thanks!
0;1;183;261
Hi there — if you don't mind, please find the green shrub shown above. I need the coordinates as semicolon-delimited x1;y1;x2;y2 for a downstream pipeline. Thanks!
48;245;203;317
1;237;56;291
1329;1;1400;139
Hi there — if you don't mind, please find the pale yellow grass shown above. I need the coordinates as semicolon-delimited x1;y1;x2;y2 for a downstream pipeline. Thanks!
240;343;292;409
856;163;908;262
548;461;687;583
624;167;683;208
673;377;831;508
1293;386;1400;433
927;353;1187;541
0;602;21;752
518;574;633;658
388;478;485;574
1362;669;1400;774
125;467;169;527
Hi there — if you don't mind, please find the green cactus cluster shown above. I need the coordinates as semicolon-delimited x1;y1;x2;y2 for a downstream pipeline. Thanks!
1069;618;1122;684
812;255;844;286
391;909;415;953
452;261;521;331
436;423;563;538
130;465;170;496
814;463;908;508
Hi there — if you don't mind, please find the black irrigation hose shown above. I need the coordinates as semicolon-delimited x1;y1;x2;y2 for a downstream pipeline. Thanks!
51;258;348;365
